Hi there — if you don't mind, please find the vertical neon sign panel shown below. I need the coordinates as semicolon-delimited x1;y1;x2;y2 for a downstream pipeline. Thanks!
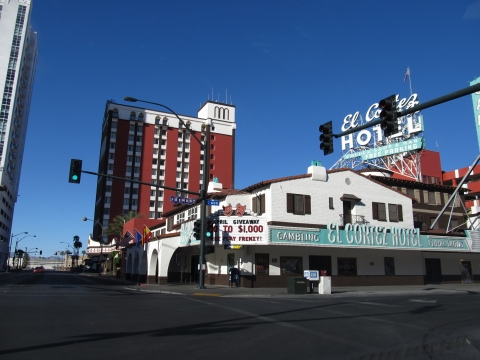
471;77;480;152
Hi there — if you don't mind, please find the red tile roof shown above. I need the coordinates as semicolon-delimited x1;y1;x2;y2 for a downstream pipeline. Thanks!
241;174;312;192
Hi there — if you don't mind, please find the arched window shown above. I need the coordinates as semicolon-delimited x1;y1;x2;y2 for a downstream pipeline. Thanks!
130;111;136;120
155;115;160;125
214;107;229;120
112;108;119;118
138;113;144;122
162;116;168;126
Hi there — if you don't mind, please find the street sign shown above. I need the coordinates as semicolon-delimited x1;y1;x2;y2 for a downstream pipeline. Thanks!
170;196;196;205
207;200;220;206
304;270;320;281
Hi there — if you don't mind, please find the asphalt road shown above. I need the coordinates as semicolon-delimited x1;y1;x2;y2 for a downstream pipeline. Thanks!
1;271;480;360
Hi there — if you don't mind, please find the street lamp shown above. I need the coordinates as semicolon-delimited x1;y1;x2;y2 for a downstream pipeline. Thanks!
6;232;27;272
13;234;36;270
83;217;104;275
124;96;210;289
60;242;74;250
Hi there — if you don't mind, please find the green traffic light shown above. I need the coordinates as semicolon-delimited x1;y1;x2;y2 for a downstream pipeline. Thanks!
206;232;212;237
69;159;82;184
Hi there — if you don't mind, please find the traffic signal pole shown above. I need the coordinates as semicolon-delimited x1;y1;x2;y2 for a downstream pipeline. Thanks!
80;170;201;197
198;125;210;289
333;82;480;138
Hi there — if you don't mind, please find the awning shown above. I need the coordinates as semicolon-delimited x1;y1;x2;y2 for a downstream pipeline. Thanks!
340;194;361;202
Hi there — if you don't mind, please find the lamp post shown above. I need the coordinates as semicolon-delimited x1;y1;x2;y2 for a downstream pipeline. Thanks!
13;235;36;270
6;232;27;272
83;217;104;276
124;96;210;289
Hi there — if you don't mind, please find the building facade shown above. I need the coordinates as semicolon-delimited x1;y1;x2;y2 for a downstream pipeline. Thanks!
92;100;235;242
123;163;480;287
364;171;467;233
0;0;37;270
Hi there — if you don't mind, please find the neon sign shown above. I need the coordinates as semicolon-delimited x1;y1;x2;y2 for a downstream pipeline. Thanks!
340;94;424;157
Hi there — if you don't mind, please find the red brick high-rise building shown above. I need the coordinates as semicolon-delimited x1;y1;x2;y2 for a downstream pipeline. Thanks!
92;100;236;242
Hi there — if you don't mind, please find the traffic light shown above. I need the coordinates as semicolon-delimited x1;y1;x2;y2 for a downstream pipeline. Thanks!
39;250;42;255
206;246;215;254
319;121;334;155
55;252;57;255
206;219;214;240
193;219;202;240
379;95;399;138
69;159;82;184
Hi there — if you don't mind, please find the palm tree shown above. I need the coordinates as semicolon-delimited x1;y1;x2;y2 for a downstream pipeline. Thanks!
22;253;30;269
60;251;66;268
104;211;144;238
73;235;82;255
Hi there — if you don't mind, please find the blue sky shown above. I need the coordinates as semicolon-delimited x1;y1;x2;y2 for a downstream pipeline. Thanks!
13;0;480;256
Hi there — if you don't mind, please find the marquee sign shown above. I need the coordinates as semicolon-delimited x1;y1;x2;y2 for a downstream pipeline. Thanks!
270;223;470;252
87;245;116;253
340;94;424;160
207;216;268;245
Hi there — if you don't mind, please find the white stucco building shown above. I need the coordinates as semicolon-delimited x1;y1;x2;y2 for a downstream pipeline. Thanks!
123;163;480;287
0;0;37;270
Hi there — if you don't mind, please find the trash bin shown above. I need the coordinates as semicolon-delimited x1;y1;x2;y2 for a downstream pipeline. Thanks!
318;276;331;295
287;277;308;294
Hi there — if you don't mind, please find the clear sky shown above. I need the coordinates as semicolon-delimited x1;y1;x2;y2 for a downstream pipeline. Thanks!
12;0;480;256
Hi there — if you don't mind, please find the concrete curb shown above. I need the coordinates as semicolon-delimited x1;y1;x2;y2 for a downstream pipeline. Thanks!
78;272;480;298
124;286;185;295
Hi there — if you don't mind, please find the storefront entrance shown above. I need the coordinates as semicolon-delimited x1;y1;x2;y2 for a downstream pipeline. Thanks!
425;258;442;284
309;255;332;276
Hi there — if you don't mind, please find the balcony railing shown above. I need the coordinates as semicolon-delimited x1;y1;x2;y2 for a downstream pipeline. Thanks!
339;214;370;226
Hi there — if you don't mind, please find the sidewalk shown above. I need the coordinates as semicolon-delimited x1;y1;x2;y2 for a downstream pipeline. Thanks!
80;273;480;298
